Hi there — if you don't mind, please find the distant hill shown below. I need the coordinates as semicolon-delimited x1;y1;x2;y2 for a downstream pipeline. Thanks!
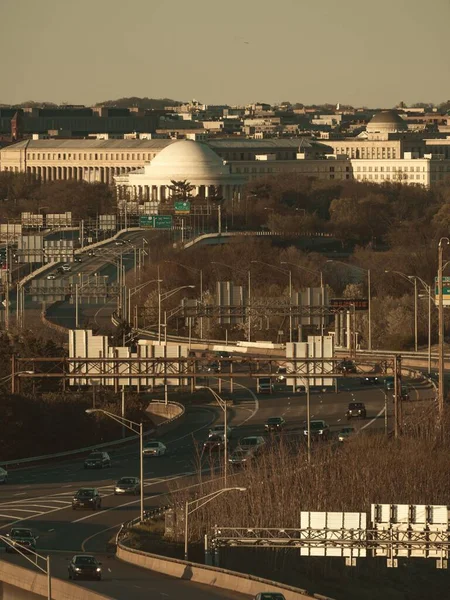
95;97;183;109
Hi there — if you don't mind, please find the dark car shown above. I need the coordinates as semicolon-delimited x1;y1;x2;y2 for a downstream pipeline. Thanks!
203;435;225;452
346;402;367;419
5;528;37;553
74;256;82;262
360;376;379;385
84;451;111;469
265;416;286;432
114;477;140;495
68;555;102;581
338;360;357;374
254;593;286;600
303;420;330;440
401;386;410;401
207;361;221;373
72;488;101;511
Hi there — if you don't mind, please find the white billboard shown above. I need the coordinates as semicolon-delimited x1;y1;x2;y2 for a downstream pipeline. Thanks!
285;335;334;388
300;511;367;557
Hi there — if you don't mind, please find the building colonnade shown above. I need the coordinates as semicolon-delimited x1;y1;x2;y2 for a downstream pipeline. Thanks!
115;183;241;202
18;165;133;184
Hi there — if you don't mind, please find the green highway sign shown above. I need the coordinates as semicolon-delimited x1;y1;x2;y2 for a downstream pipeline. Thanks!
153;215;173;229
174;201;191;215
139;215;153;227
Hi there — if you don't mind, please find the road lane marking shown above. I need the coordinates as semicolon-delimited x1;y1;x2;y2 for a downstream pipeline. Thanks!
81;522;127;552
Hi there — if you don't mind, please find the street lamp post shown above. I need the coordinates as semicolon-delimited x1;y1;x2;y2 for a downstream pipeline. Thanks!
158;284;195;343
195;384;229;486
164;261;204;338
184;487;246;561
385;270;419;352
0;534;51;600
438;238;449;418
251;260;292;342
327;261;371;351
86;409;144;521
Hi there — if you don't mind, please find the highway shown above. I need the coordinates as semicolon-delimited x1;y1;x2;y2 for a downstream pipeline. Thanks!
0;373;433;598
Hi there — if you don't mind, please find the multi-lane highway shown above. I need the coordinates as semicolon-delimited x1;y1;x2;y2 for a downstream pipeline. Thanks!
0;374;432;598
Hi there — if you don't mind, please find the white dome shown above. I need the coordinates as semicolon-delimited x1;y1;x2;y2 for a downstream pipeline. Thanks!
145;140;231;179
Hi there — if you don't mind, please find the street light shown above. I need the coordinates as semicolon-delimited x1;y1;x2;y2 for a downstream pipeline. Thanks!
438;238;449;419
0;534;51;600
281;261;325;337
158;284;195;343
128;278;161;328
86;409;144;521
184;487;246;561
211;261;251;342
326;260;372;351
195;384;230;486
251;260;292;342
164;261;204;338
384;270;419;352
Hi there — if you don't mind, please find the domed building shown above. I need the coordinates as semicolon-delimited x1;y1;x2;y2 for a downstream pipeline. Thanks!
366;110;408;136
115;140;246;203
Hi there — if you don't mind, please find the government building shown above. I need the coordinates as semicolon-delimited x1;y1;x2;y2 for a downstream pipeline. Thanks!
1;111;450;195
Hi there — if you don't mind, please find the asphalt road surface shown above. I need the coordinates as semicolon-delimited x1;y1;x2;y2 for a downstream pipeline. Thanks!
0;373;433;599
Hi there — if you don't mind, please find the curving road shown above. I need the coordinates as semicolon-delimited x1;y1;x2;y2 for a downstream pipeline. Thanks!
0;373;433;599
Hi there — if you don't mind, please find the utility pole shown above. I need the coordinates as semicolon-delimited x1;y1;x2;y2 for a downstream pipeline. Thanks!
438;238;449;420
394;355;402;438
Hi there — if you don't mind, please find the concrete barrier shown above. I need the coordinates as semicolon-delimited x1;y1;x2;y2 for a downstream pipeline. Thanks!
0;560;112;600
146;401;186;437
116;544;330;600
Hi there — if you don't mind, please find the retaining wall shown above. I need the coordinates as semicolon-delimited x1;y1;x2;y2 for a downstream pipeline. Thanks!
0;560;112;600
117;544;331;600
146;401;186;436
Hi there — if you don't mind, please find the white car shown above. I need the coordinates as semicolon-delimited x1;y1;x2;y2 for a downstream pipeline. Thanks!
208;425;232;440
142;441;166;457
0;467;8;483
46;273;57;280
61;264;71;272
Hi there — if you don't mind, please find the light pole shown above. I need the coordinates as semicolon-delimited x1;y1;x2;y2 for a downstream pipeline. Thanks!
184;487;246;561
195;384;230;486
252;260;292;342
86;409;144;521
211;261;252;342
438;238;449;419
385;270;419;352
281;261;325;337
158;285;195;343
327;261;371;351
128;278;162;329
0;534;51;600
164;261;204;338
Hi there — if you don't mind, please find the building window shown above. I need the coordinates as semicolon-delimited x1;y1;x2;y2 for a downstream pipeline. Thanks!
89;154;92;160
330;166;335;172
127;154;130;160
137;153;140;160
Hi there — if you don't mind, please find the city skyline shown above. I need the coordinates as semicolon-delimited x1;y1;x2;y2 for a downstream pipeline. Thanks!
2;0;449;108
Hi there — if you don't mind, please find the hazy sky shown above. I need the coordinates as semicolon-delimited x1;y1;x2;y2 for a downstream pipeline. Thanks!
2;0;449;108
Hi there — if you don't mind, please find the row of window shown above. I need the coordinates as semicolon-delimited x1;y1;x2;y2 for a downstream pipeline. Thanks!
356;174;425;181
29;152;157;161
356;165;426;173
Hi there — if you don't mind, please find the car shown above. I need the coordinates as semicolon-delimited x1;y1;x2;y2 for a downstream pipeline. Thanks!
207;361;221;373
385;376;395;390
386;381;395;391
265;416;286;432
68;555;102;581
88;250;96;257
0;466;8;483
208;425;232;440
74;256;82;262
84;451;111;469
276;367;287;382
5;528;37;553
61;263;71;272
46;273;57;280
346;402;367;419
115;240;125;246
303;420;330;440
114;477;140;495
360;376;379;385
237;436;266;454
401;386;410;401
338;360;357;374
338;427;356;442
257;377;273;394
72;488;101;510
254;594;286;600
142;441;166;456
203;435;225;452
228;448;256;466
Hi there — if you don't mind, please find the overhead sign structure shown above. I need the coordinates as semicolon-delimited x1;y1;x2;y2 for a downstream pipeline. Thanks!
434;276;450;307
139;215;173;229
330;298;369;311
174;201;191;215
